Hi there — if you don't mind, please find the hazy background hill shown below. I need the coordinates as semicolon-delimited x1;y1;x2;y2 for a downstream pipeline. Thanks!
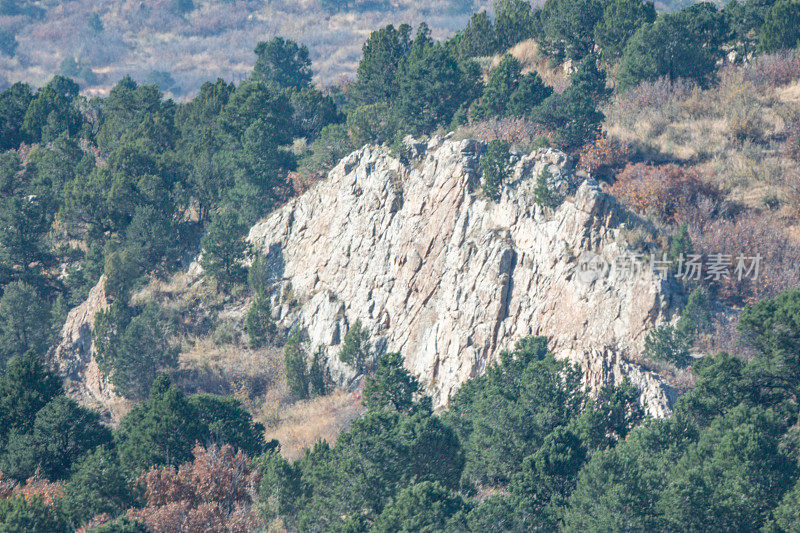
0;0;709;97
0;0;497;96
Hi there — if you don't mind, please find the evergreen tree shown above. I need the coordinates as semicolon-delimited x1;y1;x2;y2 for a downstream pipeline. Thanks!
0;82;33;151
175;78;234;222
303;123;355;174
533;166;560;208
455;11;497;58
309;347;329;397
60;446;134;528
0;196;54;288
669;222;693;261
339;319;371;373
472;55;522;119
510;426;587;529
0;150;22;199
658;405;795;531
758;0;800;52
508;72;552;117
200;209;248;289
246;293;275;348
252;37;313;91
533;55;607;149
114;304;179;400
346;102;397;147
394;31;476;135
445;336;585;486
480;139;510;201
0;350;61;448
723;0;775;56
288;87;342;141
372;481;468;532
0;496;67;533
2;395;112;480
351;24;412;105
90;517;148;533
538;0;604;61
216;81;296;219
187;394;266;455
363;352;420;413
617;4;726;90
115;374;204;474
0;282;53;366
284;330;310;399
643;324;692;367
494;0;535;50
594;0;656;64
21;75;82;143
676;287;712;338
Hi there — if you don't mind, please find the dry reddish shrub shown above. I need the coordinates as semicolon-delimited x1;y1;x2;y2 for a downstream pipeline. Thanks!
76;514;112;533
741;50;800;88
577;134;632;180
14;477;64;507
609;163;722;223
0;474;15;500
289;170;323;196
129;444;263;533
690;212;800;305
606;77;696;136
458;118;551;151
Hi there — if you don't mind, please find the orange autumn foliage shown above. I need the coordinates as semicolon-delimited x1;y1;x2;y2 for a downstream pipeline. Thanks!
609;163;721;223
128;444;263;533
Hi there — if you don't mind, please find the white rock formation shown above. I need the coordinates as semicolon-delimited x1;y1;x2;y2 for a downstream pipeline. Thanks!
48;276;130;422
249;138;679;417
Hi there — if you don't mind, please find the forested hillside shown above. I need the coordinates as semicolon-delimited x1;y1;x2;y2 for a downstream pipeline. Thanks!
0;0;799;530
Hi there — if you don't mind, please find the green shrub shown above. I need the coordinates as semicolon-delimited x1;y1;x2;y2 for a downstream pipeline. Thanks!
643;324;692;367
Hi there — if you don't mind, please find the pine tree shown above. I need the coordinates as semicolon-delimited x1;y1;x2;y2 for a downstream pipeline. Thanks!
339;319;372;373
472;55;522;119
284;331;309;399
480;140;510;202
363;352;420;413
309;347;329;397
758;0;800;52
534;166;560;209
200;209;248;290
594;0;656;64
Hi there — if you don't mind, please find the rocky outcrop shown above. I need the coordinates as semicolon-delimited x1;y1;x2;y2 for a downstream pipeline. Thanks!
249;137;680;417
48;276;130;423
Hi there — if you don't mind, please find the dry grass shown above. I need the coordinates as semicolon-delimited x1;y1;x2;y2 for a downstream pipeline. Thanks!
133;269;363;461
605;66;800;214
177;336;285;402
487;39;571;93
260;389;366;461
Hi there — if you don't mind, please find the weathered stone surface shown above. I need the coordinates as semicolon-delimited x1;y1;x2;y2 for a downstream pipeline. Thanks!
48;276;130;422
249;138;679;417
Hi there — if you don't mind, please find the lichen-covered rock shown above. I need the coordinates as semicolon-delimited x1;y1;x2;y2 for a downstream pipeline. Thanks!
249;139;679;417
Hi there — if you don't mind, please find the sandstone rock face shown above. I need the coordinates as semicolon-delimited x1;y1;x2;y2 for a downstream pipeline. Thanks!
249;138;679;417
48;276;129;422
